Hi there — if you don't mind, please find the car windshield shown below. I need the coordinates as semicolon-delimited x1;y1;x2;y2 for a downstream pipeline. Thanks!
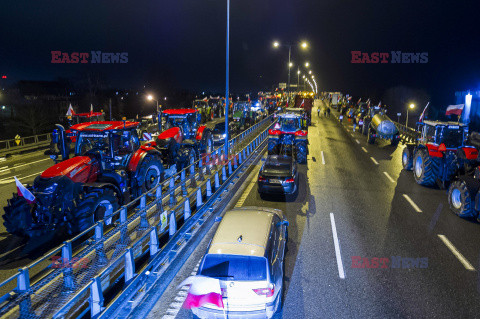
200;254;267;281
76;132;110;155
164;115;186;127
265;159;291;172
213;124;226;133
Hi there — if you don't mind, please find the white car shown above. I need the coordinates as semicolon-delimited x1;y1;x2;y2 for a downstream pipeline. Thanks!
193;207;288;319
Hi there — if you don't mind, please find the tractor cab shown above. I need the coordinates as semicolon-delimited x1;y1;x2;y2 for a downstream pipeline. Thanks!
73;121;141;170
273;113;306;132
161;109;201;140
417;120;468;149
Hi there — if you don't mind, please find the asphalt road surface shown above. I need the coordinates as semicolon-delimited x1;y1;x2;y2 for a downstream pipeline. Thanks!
0;117;226;286
147;100;480;318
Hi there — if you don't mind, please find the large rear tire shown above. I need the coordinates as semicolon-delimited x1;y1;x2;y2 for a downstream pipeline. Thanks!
402;147;413;171
137;156;164;195
413;148;439;186
2;194;33;238
448;177;480;218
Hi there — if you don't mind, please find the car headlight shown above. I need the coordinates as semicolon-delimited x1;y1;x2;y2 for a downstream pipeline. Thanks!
222;134;226;138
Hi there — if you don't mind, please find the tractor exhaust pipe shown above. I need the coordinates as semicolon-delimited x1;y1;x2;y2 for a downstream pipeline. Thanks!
55;124;70;161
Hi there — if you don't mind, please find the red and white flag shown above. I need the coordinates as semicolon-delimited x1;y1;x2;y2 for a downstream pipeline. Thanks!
66;104;75;116
445;104;464;116
14;176;35;204
179;275;224;309
419;102;430;122
378;101;382;108
90;104;94;115
300;99;305;107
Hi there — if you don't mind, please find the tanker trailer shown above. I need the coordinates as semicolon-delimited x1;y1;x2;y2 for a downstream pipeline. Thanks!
367;113;401;146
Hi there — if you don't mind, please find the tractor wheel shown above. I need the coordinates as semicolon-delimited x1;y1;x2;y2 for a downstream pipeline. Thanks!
200;131;214;154
413;148;439;186
137;156;164;194
296;142;308;164
448;177;480;218
68;189;119;234
402;147;413;171
2;194;33;238
367;128;376;144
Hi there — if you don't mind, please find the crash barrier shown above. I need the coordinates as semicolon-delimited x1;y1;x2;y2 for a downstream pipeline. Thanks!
0;115;275;319
0;133;51;157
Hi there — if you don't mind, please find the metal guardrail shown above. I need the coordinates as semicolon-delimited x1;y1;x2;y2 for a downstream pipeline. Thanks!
0;115;274;319
0;133;51;157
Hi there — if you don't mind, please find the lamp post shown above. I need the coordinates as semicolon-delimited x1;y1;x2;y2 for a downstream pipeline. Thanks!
147;94;159;113
297;69;300;92
406;103;415;128
224;0;230;155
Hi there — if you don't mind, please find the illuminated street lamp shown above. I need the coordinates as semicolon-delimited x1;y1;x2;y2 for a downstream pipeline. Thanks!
301;42;308;49
406;103;415;128
308;70;312;74
289;62;293;68
305;62;310;68
147;94;159;113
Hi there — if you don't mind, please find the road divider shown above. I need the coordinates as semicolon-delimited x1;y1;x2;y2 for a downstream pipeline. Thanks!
402;194;422;213
438;235;475;271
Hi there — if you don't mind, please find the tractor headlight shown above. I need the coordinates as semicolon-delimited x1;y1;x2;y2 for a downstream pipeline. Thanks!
44;183;58;194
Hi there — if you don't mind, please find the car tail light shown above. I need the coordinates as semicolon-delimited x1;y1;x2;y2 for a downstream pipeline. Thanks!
285;178;295;183
268;129;282;135
258;176;266;181
253;284;274;297
295;130;307;136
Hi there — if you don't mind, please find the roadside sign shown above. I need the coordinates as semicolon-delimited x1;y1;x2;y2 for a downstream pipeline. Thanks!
14;134;21;146
279;83;287;89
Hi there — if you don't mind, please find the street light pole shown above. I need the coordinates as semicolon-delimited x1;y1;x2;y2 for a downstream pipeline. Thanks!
297;69;300;91
287;45;291;102
224;0;230;156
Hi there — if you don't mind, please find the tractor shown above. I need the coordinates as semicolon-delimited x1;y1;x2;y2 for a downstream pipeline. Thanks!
402;121;478;188
268;113;308;164
3;121;166;238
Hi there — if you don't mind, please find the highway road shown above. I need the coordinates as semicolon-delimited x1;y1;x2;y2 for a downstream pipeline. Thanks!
0;117;227;285
146;99;480;318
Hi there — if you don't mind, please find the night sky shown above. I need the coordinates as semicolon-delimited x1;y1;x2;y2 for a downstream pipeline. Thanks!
1;0;479;104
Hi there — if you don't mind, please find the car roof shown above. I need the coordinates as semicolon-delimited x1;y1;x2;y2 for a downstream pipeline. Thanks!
162;108;196;115
208;207;283;257
422;120;467;127
70;121;139;131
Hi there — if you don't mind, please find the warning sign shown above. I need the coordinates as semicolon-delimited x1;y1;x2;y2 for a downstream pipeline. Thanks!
14;135;21;146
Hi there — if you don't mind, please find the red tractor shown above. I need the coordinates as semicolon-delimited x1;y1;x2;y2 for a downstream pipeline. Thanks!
268;112;308;164
3;120;168;238
402;121;478;188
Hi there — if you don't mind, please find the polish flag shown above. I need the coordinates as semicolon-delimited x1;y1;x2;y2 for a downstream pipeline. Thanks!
179;276;224;309
66;104;75;116
90;104;94;115
14;176;35;204
419;102;430;122
378;101;382;108
445;104;464;116
300;99;305;107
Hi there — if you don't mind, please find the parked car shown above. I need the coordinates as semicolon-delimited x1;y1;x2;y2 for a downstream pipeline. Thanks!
212;121;239;145
193;207;288;319
258;154;299;198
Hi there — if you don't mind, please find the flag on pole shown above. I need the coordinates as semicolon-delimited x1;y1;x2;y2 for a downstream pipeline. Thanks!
14;176;35;204
445;104;464;116
179;276;224;309
300;99;305;107
90;104;94;115
419;102;430;122
66;104;75;116
357;98;361;104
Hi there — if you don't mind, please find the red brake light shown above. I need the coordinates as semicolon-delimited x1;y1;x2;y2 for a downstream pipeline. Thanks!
285;178;295;183
258;176;266;181
295;130;307;136
253;284;274;297
438;143;446;152
268;129;282;135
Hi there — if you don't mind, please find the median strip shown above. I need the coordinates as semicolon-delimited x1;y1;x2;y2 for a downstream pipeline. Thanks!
330;213;345;279
438;234;475;271
402;194;422;213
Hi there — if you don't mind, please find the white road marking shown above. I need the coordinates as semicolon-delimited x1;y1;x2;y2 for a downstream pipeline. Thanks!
0;171;43;185
355;139;360;144
13;158;50;168
370;157;379;165
383;172;395;183
402;194;422;213
235;162;263;208
329;213;345;279
321;151;326;165
438;235;475;271
361;147;368;153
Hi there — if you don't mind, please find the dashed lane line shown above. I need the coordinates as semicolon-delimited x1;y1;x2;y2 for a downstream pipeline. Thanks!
321;151;326;165
402;194;422;213
370;157;379;165
355;139;360;144
383;172;395;183
361;147;368;153
330;213;345;279
438;235;475;271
